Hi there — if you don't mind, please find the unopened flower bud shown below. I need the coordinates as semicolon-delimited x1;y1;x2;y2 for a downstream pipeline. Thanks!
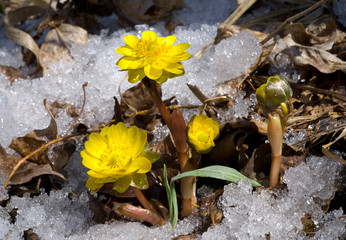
256;75;293;115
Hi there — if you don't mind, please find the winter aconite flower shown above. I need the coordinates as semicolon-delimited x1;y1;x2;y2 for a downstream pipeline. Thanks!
187;114;219;154
116;30;191;84
81;122;160;193
256;75;293;115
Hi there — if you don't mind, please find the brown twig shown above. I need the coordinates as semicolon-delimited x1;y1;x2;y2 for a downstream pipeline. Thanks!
261;0;329;45
64;82;88;136
298;85;346;102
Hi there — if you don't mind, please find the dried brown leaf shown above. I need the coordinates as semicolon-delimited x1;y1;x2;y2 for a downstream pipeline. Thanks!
0;145;22;176
120;82;158;113
114;0;184;23
9;133;50;165
40;23;89;75
34;118;58;141
0;65;27;83
282;34;346;74
9;163;66;185
87;192;108;224
4;6;45;67
205;130;247;168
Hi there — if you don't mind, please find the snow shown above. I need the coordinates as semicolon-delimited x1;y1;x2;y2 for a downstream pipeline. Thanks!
201;155;345;239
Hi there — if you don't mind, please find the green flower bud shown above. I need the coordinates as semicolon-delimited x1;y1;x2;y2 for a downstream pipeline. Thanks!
256;75;293;115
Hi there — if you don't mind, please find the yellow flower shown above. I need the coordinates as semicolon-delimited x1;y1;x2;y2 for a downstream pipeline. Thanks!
116;30;191;84
187;114;219;154
81;122;160;193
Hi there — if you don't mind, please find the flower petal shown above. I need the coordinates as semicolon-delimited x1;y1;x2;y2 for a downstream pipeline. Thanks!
163;52;192;63
128;68;146;83
139;148;160;163
130;173;149;190
163;36;176;47
116;56;142;69
86;177;104;191
144;64;163;80
113;175;131;193
116;46;137;57
87;169;106;178
81;150;101;170
127;126;147;157
142;31;157;42
84;133;109;158
123;34;139;48
164;62;184;74
108;122;128;147
170;43;190;53
127;157;152;173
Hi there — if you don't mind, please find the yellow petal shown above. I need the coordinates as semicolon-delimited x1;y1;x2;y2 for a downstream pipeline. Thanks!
87;169;105;178
128;126;147;157
130;173;149;190
116;56;142;69
172;43;190;52
139;149;160;163
108;122;128;147
81;150;101;170
123;35;139;48
94;176;118;184
142;31;157;42
86;176;104;191
128;69;146;83
163;35;176;47
84;133;109;158
164;62;184;74
144;64;163;80
100;126;110;138
154;71;170;84
113;175;131;193
116;46;137;57
127;157;152;173
164;52;192;63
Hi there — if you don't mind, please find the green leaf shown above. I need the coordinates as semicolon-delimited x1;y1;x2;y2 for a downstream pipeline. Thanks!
171;165;261;187
164;165;261;229
163;164;178;229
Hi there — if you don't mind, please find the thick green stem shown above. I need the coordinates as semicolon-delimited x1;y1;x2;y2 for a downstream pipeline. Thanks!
267;113;285;188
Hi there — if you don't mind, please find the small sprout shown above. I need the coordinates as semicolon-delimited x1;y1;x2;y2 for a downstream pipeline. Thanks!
116;30;191;84
81;122;160;193
187;114;219;154
256;75;292;116
256;75;293;188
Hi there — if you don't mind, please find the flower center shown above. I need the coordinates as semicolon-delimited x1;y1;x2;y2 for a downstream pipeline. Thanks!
100;144;131;171
135;39;168;64
197;130;211;144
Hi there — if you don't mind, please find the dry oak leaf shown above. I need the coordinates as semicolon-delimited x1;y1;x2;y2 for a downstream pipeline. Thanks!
39;23;89;75
282;34;346;74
